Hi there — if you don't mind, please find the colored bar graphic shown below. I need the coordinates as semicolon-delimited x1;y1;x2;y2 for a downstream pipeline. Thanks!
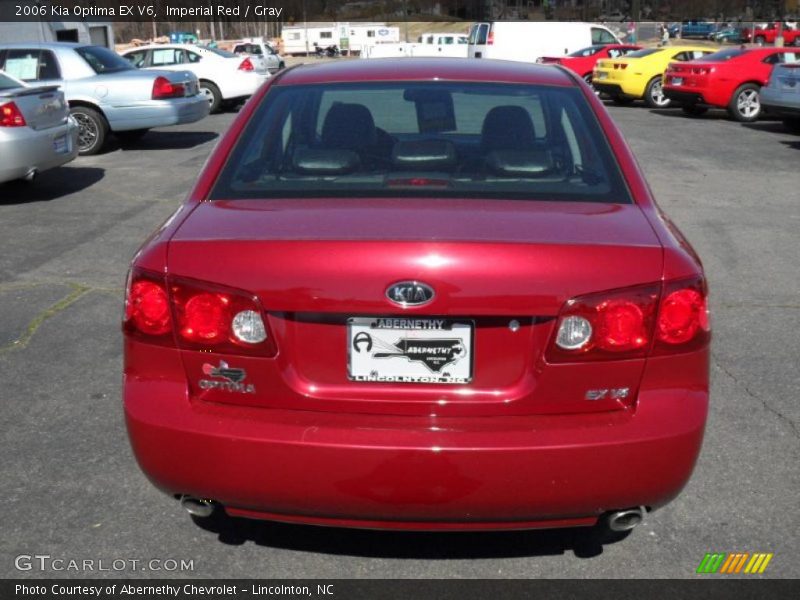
697;552;773;574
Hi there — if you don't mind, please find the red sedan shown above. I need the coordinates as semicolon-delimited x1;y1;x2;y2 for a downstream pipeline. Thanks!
537;44;641;84
664;47;800;121
124;58;710;537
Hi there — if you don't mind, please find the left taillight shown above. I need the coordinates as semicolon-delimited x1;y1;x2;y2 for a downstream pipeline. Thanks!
546;277;710;363
152;76;185;99
238;57;254;71
0;101;26;127
123;268;276;356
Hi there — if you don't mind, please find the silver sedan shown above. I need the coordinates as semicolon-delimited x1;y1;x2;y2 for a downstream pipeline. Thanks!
0;71;79;184
0;42;210;155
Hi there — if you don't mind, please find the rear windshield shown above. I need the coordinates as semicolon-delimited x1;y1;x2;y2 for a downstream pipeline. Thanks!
702;48;746;61
210;82;632;204
569;45;603;57
625;49;662;59
76;46;133;74
0;72;22;90
200;46;237;58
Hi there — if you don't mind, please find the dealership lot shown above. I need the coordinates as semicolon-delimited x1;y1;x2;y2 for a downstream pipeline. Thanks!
1;103;798;578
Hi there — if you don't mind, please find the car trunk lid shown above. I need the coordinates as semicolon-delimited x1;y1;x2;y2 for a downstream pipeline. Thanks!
168;198;664;417
0;85;68;130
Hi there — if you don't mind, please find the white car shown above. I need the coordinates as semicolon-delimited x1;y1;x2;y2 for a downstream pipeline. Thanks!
231;41;285;74
121;44;269;113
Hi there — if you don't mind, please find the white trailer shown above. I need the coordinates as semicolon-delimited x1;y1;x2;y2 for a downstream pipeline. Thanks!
467;21;621;63
362;32;470;59
280;22;398;56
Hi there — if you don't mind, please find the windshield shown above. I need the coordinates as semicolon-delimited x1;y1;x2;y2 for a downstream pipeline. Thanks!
75;46;133;74
210;82;632;204
0;72;23;90
568;45;603;57
701;49;746;61
625;48;662;59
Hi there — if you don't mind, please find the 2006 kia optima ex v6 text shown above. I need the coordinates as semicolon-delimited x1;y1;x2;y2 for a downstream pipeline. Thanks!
123;58;710;539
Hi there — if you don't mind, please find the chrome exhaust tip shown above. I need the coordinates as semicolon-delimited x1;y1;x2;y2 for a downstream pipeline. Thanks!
180;495;215;518
607;506;645;532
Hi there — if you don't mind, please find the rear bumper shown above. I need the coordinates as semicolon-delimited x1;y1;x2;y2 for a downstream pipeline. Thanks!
664;89;707;106
0;118;78;184
760;89;800;118
103;96;210;132
593;81;641;99
125;346;708;531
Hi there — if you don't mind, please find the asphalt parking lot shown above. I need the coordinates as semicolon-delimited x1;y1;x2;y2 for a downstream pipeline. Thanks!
1;100;798;579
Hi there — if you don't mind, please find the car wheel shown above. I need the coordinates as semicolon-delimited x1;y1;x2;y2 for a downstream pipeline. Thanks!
199;81;222;114
681;104;708;117
70;106;108;156
728;83;761;122
611;95;635;106
115;129;150;142
644;76;671;108
782;118;800;133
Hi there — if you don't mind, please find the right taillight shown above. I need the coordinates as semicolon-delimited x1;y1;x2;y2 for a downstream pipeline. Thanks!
152;76;185;100
0;101;26;127
653;276;710;355
123;268;276;356
547;277;709;363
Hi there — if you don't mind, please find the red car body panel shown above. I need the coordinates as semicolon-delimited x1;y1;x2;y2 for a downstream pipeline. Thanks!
124;59;710;531
664;48;787;108
538;45;641;79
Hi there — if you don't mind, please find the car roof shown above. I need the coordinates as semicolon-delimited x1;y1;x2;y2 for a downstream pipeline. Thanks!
276;58;576;87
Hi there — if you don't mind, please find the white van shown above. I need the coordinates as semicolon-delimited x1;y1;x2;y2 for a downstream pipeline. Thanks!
468;22;621;63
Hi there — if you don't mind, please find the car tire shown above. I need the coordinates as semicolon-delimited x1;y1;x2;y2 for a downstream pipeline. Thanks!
115;129;150;142
278;61;286;70
728;83;761;122
70;106;108;156
681;104;708;117
611;95;635;106
644;76;671;109
782;118;800;133
199;81;222;114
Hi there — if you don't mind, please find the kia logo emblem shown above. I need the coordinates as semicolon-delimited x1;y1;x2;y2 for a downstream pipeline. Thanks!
386;281;435;307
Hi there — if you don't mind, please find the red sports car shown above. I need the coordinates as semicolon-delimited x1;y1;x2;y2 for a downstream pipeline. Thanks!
664;47;800;121
124;58;710;537
537;44;641;84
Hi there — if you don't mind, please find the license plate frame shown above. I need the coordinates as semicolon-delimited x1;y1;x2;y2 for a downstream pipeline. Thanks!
52;133;69;154
347;317;474;385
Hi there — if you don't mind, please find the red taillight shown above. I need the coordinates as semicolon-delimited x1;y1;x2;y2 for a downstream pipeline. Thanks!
239;57;254;71
124;270;172;340
152;76;185;100
547;277;709;363
614;63;629;70
692;67;713;75
170;276;276;356
487;30;494;45
123;269;275;356
0;101;26;127
653;277;710;354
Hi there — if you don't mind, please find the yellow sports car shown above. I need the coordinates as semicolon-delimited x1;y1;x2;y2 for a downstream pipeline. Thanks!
593;46;718;108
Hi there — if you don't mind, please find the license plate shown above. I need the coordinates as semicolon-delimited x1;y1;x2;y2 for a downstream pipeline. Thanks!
52;134;68;154
598;71;608;80
348;317;473;384
672;77;684;86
